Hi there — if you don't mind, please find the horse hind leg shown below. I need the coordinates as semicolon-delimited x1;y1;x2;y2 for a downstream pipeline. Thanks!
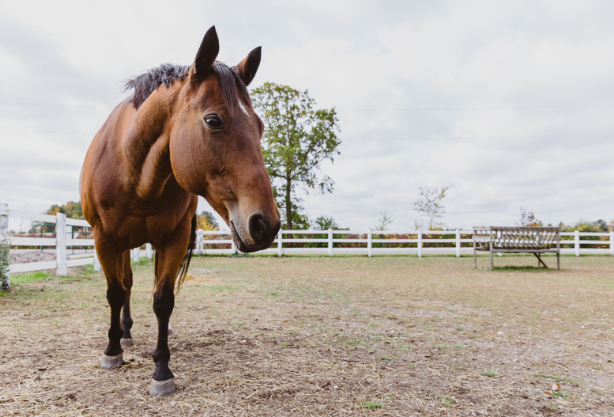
121;250;135;348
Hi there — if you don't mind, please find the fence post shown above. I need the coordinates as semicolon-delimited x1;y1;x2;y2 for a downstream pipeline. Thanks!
93;249;101;272
0;203;10;290
610;232;614;257
417;230;422;258
455;229;461;258
146;243;153;259
195;230;204;255
277;229;283;257
328;228;333;257
56;213;67;276
231;238;237;255
367;230;372;257
574;230;580;257
132;247;140;263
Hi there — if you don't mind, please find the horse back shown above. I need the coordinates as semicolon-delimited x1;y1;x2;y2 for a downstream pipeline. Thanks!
81;98;196;250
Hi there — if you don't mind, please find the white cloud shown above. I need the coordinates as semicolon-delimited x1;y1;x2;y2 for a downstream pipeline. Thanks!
1;0;613;233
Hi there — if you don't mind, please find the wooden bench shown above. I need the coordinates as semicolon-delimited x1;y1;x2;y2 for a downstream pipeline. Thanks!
473;226;561;270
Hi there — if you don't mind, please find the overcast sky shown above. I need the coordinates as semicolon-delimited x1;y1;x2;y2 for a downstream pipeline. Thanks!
1;0;613;232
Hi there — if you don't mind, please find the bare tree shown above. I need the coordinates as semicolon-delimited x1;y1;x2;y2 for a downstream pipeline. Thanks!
413;186;452;230
372;211;394;231
519;206;542;227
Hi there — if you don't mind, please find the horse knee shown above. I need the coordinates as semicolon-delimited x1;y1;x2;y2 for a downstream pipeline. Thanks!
107;286;126;310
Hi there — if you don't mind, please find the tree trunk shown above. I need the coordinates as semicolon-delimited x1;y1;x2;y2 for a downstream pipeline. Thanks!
285;177;293;234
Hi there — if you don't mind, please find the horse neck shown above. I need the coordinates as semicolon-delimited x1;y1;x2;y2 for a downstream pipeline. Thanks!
123;82;184;201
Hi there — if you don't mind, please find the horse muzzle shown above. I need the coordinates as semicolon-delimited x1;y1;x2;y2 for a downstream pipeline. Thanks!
230;213;280;252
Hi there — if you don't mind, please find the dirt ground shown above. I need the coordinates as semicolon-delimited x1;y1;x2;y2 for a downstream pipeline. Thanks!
0;255;613;416
9;251;56;264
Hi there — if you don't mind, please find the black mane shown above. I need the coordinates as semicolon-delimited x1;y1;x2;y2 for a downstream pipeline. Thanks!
125;62;250;110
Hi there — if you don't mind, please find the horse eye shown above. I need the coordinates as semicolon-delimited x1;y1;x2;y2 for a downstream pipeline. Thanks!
204;115;224;130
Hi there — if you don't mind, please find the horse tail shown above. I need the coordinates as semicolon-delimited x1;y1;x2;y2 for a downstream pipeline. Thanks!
154;250;159;288
176;214;197;291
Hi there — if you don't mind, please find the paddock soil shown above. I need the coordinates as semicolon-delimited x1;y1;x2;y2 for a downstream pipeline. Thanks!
1;255;613;416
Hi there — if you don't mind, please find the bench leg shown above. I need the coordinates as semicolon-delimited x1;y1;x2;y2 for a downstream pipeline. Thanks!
490;248;493;270
533;253;548;268
473;246;478;269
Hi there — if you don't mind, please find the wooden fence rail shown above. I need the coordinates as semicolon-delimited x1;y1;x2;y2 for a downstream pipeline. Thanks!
1;204;613;277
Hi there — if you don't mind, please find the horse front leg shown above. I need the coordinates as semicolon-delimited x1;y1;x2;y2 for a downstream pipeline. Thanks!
149;236;190;396
150;280;176;396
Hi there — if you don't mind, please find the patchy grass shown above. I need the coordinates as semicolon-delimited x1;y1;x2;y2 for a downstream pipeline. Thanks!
533;373;582;385
438;394;456;408
9;270;57;285
0;255;613;415
360;400;383;409
552;390;571;399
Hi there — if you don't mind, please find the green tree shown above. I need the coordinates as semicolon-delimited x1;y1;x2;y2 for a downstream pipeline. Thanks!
560;219;609;247
30;201;85;233
252;82;341;230
196;210;219;231
313;215;346;230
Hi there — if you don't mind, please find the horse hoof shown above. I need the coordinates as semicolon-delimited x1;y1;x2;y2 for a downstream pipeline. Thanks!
150;378;175;396
121;338;134;348
100;353;124;369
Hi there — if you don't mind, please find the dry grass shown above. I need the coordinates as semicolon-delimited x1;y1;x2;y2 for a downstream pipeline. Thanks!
1;255;613;416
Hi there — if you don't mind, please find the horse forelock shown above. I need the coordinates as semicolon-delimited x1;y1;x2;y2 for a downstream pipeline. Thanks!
211;62;252;112
125;62;251;111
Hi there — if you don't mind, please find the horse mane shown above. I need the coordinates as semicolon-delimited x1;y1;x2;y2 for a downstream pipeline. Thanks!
125;62;250;110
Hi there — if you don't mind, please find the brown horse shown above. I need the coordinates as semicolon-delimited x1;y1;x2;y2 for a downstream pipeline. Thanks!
80;26;280;396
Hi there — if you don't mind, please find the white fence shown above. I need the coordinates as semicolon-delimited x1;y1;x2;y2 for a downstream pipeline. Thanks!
2;203;98;275
2;204;613;277
199;229;614;257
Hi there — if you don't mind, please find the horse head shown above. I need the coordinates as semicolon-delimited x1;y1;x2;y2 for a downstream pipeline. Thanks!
169;26;280;252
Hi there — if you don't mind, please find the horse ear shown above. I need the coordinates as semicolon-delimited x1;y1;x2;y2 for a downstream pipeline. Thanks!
193;26;219;78
235;47;261;86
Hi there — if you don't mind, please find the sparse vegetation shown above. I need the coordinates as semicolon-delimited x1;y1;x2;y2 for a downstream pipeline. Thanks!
0;256;612;415
533;373;581;385
360;400;383;409
552;390;571;399
438;394;455;408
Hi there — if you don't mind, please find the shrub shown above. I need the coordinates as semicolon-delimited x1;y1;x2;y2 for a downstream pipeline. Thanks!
0;236;10;291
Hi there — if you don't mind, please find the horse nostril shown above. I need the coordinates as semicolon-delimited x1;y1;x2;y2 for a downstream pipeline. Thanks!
248;214;267;242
